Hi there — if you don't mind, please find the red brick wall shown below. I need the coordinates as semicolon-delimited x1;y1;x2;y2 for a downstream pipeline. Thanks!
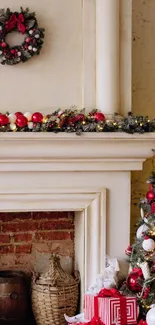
0;212;74;274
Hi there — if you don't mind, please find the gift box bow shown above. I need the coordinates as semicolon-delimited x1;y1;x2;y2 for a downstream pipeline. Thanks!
97;288;122;298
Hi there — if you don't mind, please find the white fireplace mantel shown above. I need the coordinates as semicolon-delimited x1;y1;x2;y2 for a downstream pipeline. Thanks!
0;132;154;304
0;132;154;171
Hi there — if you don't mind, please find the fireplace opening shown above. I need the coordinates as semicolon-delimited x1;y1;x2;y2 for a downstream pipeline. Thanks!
0;211;77;324
0;212;75;275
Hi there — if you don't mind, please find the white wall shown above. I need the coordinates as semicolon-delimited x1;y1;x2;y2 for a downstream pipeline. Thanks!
0;0;96;112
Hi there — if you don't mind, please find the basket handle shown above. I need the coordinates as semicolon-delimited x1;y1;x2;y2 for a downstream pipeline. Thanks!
31;271;39;284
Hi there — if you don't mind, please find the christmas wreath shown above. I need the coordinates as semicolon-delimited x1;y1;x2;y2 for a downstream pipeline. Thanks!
0;7;45;65
0;109;154;134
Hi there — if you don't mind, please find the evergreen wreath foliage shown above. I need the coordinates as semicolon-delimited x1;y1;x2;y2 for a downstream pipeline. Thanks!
0;7;45;65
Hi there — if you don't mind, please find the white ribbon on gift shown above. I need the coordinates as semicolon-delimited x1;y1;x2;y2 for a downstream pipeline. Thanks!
64;313;89;323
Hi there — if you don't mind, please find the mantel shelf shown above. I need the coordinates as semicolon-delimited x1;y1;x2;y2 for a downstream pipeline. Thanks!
0;132;155;140
0;132;154;171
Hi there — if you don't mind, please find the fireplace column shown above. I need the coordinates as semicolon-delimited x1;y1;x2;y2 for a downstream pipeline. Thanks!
96;0;120;114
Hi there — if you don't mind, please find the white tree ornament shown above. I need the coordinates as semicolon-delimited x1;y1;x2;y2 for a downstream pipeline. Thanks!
146;307;155;325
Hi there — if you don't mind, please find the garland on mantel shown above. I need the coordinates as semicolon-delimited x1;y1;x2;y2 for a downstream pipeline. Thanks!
0;109;154;134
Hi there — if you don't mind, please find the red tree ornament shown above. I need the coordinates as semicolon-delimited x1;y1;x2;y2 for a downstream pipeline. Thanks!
126;268;143;292
16;115;28;128
32;112;43;123
146;190;155;201
0;114;9;125
142;286;150;299
93;112;105;122
149;184;153;191
151;202;155;213
125;245;132;256
153;260;155;272
137;321;148;325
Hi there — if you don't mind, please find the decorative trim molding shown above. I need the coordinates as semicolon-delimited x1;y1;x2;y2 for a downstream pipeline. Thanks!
82;0;96;109
0;186;106;311
0;133;154;171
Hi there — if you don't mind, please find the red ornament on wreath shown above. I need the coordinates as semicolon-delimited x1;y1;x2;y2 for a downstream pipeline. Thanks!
26;37;31;43
0;114;9;125
93;112;105;122
32;112;43;123
146;190;155;201
126;268;143;292
1;42;7;48
16;115;28;128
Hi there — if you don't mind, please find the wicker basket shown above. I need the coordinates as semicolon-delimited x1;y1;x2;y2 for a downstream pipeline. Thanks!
31;255;79;325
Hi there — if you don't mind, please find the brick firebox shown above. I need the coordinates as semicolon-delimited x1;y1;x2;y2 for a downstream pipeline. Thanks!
0;212;75;274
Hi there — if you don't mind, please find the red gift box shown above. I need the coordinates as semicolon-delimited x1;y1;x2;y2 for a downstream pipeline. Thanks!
84;289;138;325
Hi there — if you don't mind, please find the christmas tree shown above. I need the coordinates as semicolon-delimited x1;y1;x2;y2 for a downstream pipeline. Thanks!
123;172;155;318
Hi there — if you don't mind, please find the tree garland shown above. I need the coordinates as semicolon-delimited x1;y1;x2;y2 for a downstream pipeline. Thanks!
0;109;154;134
0;7;45;65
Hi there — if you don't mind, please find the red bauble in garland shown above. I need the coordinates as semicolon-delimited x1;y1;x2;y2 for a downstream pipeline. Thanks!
32;112;43;123
146;190;155;201
93;112;105;122
0;114;9;125
68;114;85;125
59;118;67;128
16;115;28;128
74;113;85;122
15;112;23;117
126;268;143;292
68;116;76;125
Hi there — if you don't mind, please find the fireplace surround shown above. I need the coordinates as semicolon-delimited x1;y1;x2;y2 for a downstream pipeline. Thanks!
0;132;154;307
